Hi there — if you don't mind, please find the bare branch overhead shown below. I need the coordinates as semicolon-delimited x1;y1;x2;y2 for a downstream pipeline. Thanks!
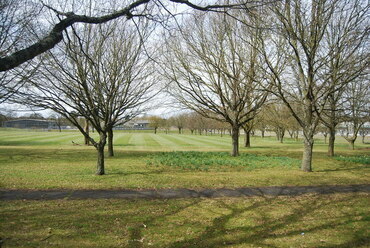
0;0;257;72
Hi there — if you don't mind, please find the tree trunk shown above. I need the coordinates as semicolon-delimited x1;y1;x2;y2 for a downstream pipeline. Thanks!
231;125;240;157
279;129;285;143
301;136;314;172
96;133;107;175
243;127;251;148
84;119;90;145
328;127;335;157
349;139;355;150
295;131;299;141
107;128;114;157
288;130;293;138
261;130;265;138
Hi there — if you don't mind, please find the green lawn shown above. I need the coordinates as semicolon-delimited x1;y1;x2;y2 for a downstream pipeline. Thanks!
0;129;369;190
0;129;369;247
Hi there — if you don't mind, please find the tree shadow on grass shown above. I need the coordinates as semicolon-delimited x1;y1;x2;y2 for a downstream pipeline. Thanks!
1;193;368;247
316;165;369;172
122;199;203;248
1;198;203;248
165;191;369;248
107;170;165;177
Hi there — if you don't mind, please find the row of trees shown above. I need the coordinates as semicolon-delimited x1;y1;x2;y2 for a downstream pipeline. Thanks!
149;98;369;147
148;113;229;135
161;0;369;172
0;0;369;174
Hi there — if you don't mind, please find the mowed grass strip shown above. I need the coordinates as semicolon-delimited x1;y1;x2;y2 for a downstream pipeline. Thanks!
112;132;127;143
157;134;197;147
113;133;133;146
0;130;97;146
183;134;231;148
1;193;369;248
143;134;162;147
148;134;181;149
167;134;229;149
128;133;146;147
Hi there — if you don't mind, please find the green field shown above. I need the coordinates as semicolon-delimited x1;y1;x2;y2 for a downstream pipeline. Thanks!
0;129;369;247
0;129;369;190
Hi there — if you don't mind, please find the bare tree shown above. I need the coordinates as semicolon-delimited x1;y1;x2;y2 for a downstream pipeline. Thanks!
261;0;369;171
164;11;268;156
242;120;254;147
169;114;187;134
183;112;198;134
148;115;164;134
13;20;155;175
359;126;369;144
319;0;369;156
263;103;294;143
341;79;369;150
48;113;67;132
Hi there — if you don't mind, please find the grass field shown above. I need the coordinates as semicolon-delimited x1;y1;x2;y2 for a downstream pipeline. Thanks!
0;129;369;190
0;128;369;247
1;193;369;248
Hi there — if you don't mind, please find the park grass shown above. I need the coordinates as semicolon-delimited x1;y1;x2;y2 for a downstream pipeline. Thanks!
0;129;369;247
1;193;369;247
146;151;300;171
0;129;369;190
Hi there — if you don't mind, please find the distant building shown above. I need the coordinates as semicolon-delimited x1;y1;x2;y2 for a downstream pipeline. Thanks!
3;119;57;129
133;120;150;129
114;119;152;130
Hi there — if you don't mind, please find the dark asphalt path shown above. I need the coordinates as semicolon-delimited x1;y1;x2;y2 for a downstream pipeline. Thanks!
1;184;369;200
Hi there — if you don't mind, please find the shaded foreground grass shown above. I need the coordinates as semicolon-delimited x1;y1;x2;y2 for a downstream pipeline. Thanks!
1;193;369;247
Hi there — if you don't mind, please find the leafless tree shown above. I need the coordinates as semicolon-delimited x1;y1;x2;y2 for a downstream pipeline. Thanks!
12;19;156;175
319;0;369;156
163;11;268;156
169;114;187;134
263;103;295;143
48;113;66;132
148;115;165;134
341;78;369;149
242;120;254;147
261;0;369;171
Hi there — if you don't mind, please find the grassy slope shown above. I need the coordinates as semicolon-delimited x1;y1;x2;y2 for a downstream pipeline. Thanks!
1;193;369;247
0;129;369;190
